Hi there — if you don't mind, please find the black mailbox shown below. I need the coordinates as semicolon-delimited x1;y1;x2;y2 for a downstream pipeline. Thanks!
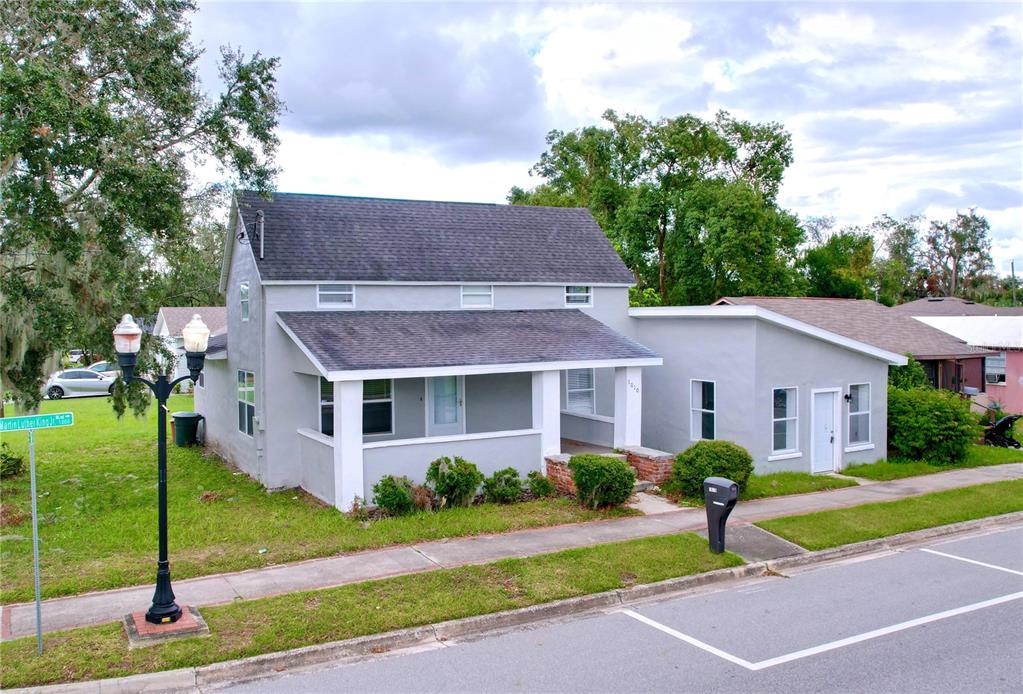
704;476;738;553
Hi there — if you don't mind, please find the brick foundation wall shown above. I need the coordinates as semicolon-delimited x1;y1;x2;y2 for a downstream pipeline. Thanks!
624;447;675;484
544;456;576;496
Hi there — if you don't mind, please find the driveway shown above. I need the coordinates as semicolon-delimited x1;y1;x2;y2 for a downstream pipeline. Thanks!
226;525;1023;693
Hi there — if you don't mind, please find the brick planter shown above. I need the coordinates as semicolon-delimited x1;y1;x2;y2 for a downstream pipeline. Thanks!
623;446;675;484
544;455;576;496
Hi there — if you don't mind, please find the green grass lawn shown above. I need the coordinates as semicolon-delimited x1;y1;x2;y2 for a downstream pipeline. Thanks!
844;444;1023;481
756;479;1023;550
0;533;742;689
0;396;633;604
666;471;858;506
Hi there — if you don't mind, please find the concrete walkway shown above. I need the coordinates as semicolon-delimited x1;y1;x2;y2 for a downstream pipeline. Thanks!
2;463;1020;640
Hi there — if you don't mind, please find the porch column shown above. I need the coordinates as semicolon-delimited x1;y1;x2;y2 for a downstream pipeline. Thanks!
332;379;364;512
613;366;642;449
532;370;561;466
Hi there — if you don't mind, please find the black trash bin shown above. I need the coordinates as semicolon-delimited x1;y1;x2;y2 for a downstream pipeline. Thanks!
172;411;204;447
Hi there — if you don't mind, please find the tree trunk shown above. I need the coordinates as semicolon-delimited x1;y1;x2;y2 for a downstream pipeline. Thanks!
658;229;666;302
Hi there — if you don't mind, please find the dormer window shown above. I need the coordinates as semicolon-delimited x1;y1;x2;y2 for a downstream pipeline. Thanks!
565;286;592;307
318;284;355;307
461;284;493;309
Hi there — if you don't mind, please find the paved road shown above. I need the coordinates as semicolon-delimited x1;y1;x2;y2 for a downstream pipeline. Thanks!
227;526;1023;693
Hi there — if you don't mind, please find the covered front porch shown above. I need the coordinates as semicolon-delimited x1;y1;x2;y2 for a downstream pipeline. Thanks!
277;309;660;510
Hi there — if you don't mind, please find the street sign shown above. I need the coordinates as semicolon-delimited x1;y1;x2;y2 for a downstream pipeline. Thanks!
0;411;72;655
0;412;74;432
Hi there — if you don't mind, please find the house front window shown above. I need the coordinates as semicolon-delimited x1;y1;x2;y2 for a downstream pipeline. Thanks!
565;286;592;306
772;387;798;453
566;368;595;414
318;283;355;307
320;378;394;436
848;383;870;445
461;284;493;308
237;370;254;436
986;352;1007;384
691;380;715;440
239;282;249;322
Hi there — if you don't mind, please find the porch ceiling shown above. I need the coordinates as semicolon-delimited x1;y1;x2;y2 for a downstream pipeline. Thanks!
276;309;661;381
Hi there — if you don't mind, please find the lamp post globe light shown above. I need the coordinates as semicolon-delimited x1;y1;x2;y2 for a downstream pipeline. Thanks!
113;313;210;624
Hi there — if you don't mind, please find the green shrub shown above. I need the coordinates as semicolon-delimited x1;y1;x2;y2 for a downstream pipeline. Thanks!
568;454;635;509
426;456;484;508
0;442;24;479
372;475;416;516
664;440;754;499
888;355;931;390
527;470;557;498
888;387;979;465
483;467;523;504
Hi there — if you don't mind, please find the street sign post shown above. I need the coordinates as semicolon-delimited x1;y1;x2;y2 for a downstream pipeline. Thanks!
1;412;74;655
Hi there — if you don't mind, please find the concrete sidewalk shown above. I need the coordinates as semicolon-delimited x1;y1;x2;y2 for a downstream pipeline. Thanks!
3;463;1020;640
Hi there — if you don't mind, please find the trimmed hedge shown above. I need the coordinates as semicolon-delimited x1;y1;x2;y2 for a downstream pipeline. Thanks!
665;440;753;499
568;454;635;509
527;470;557;499
426;456;484;508
888;387;979;465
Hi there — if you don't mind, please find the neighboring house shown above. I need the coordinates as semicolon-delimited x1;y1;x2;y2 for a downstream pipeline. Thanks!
908;316;1023;414
630;306;905;474
195;191;660;511
715;297;996;393
153;306;228;391
194;192;911;510
890;296;1023;317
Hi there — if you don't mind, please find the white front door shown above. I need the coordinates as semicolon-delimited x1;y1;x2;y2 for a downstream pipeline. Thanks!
427;376;464;436
812;390;838;473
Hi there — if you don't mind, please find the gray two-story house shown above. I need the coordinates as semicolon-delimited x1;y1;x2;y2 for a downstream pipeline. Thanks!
195;191;661;511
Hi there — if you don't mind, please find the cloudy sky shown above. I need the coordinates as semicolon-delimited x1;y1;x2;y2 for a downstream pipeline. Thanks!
191;1;1022;272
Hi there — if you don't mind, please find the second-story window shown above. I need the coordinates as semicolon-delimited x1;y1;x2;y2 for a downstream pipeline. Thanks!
461;284;493;308
239;282;249;321
318;284;355;307
565;286;592;306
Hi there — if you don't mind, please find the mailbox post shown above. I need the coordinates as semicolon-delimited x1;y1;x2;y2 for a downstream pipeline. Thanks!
703;476;738;553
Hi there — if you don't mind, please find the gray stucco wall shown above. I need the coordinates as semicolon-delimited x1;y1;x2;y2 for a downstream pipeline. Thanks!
298;430;334;504
561;413;614;447
632;315;891;474
465;372;532;433
362;432;542;499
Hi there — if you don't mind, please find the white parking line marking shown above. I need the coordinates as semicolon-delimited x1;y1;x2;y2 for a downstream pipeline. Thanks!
620;591;1023;671
919;548;1023;576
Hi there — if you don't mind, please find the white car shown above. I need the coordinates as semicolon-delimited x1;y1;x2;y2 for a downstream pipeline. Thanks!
44;369;115;400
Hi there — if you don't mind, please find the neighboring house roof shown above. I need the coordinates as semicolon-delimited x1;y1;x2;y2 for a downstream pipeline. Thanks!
914;316;1023;350
231;190;636;285
891;296;1023;316
155;306;227;337
628;305;907;365
714;297;995;360
276;310;661;379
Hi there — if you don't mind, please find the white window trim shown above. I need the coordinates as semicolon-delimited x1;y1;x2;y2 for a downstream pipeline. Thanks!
690;378;716;441
317;283;356;308
767;451;803;462
844;443;876;453
239;282;250;322
363;378;395;437
565;285;593;307
565;368;596;415
847;382;871;446
460;284;494;309
771;386;799;455
237;369;255;437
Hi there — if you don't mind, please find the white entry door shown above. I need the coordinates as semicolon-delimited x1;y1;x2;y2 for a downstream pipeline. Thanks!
427;376;464;436
811;390;839;473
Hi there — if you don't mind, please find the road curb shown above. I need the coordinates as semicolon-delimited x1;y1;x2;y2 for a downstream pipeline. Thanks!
8;512;1022;693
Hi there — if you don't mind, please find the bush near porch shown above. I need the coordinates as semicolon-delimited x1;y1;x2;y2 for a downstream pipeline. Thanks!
0;396;635;604
887;387;979;465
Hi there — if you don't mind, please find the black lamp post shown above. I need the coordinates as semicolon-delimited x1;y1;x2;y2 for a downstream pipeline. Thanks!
113;313;210;624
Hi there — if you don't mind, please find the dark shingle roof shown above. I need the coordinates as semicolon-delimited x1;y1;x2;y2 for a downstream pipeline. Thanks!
236;191;635;284
276;310;658;373
891;297;1023;317
717;297;996;360
206;332;228;356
